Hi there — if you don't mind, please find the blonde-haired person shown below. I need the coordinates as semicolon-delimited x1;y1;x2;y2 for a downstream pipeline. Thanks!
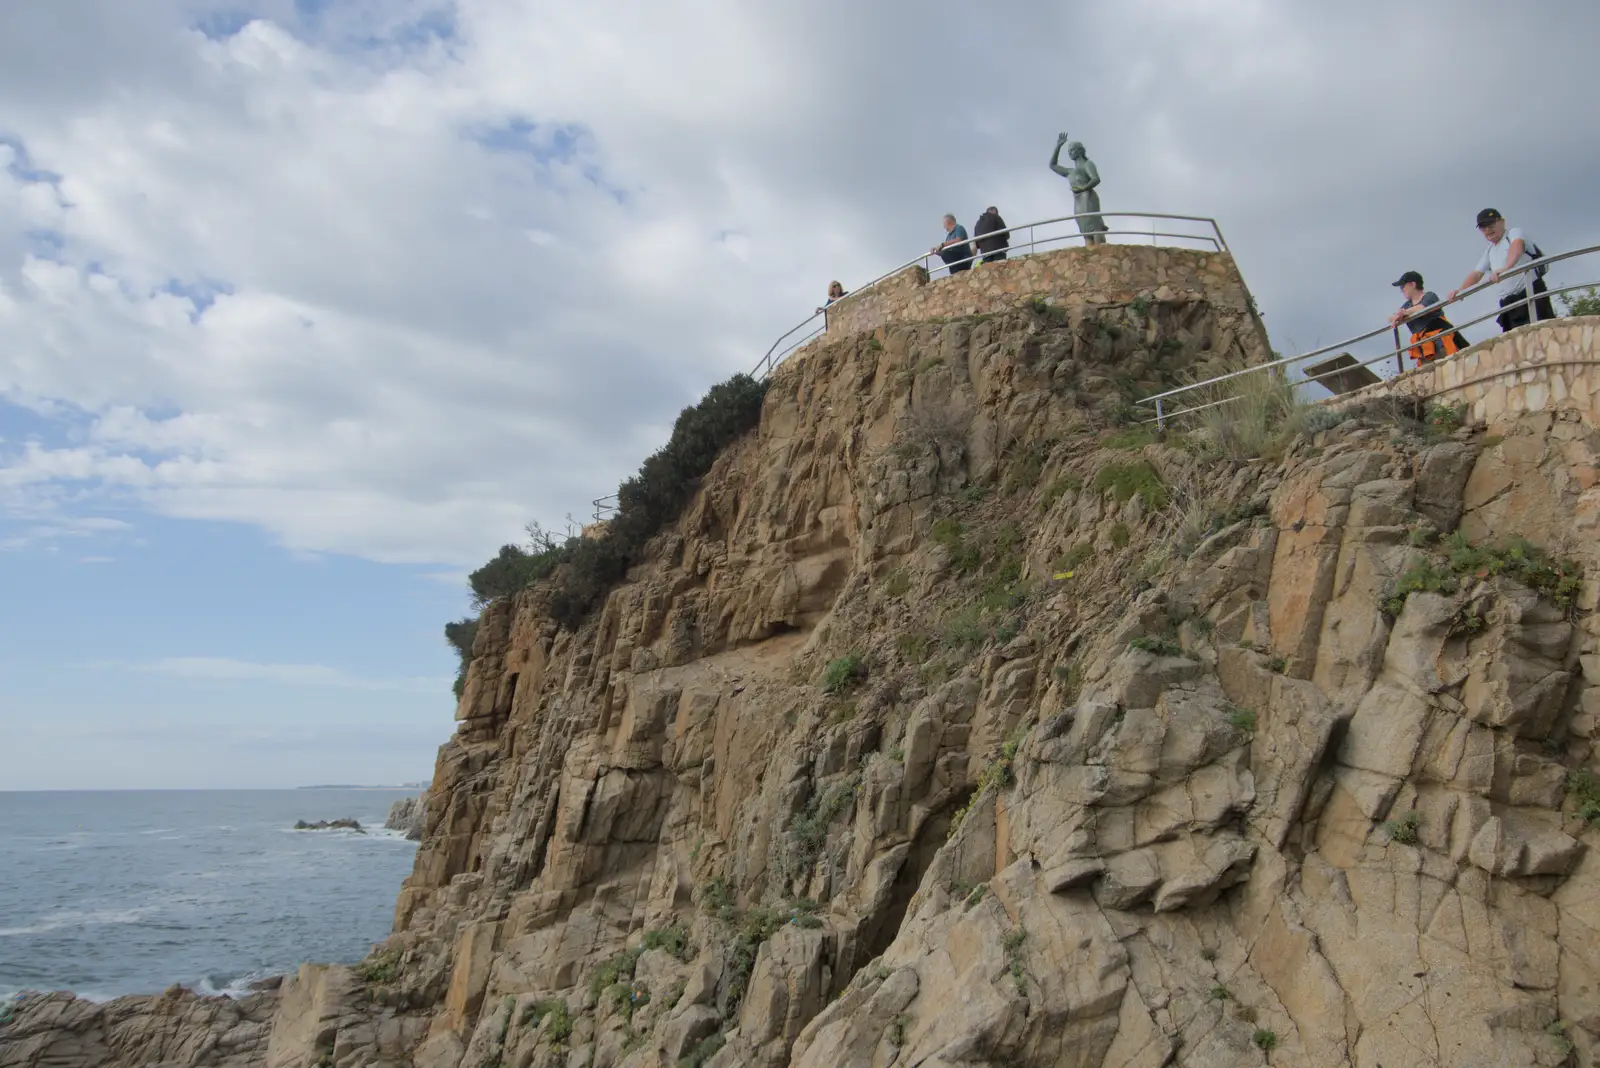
817;280;847;325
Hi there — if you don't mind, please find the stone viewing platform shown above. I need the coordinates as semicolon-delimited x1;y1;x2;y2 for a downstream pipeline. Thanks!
804;243;1263;358
1330;316;1600;427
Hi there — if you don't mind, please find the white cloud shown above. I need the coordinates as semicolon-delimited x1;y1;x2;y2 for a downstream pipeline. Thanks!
1;0;1597;567
134;655;445;692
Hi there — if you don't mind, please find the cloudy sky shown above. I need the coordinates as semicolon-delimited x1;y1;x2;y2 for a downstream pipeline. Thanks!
2;0;1596;789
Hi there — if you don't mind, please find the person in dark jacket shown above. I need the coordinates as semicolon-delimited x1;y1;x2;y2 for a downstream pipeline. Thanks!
974;206;1009;264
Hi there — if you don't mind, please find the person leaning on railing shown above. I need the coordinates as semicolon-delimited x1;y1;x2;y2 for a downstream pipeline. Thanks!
816;280;847;327
931;214;974;274
1388;270;1468;364
1447;208;1556;333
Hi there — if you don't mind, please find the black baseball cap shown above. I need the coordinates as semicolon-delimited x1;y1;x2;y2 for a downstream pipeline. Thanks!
1476;208;1503;227
1392;270;1424;288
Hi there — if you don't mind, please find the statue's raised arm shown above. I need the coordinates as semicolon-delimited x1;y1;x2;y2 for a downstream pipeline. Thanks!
1048;132;1072;178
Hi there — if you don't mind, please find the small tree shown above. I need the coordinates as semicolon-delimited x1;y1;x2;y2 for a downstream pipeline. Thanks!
1559;286;1600;318
444;617;479;699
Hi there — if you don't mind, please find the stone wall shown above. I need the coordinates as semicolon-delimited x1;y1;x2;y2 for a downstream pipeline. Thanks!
1331;316;1600;426
800;244;1269;366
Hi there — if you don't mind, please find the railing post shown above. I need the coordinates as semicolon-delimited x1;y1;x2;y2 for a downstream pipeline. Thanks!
1155;398;1165;432
1528;264;1540;323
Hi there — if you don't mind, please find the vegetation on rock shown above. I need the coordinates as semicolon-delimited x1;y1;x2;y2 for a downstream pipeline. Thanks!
459;372;768;633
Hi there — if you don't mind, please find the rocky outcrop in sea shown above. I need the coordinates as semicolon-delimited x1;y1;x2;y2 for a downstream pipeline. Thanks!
383;797;424;841
291;818;363;832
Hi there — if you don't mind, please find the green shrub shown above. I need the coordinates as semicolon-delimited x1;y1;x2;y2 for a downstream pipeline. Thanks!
1109;522;1131;549
446;616;479;698
1566;769;1600;823
1054;542;1095;573
520;999;572;1043
1382;810;1419;844
931;519;982;572
1129;295;1151;317
1129;636;1185;658
1267;655;1288;674
549;374;767;628
1226;707;1257;733
1441;533;1582;608
1560;286;1600;317
821;654;867;695
1102;426;1156;451
1381;559;1459;617
1252;1029;1278;1052
1026;296;1069;325
462;375;766;630
641;923;691;960
1003;926;1028;992
941;605;990;650
699;876;735;920
468;522;574;607
883;569;911;597
589;949;642;998
352;949;401;984
1093;460;1170;511
679;1033;726;1068
895;631;932;664
1209;984;1232;1001
1002;445;1049;496
1425;402;1466;438
1039;474;1082;512
788;776;860;875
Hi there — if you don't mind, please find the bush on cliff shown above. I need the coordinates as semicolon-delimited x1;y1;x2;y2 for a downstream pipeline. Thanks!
462;373;768;631
468;523;572;607
444;617;479;699
545;373;767;629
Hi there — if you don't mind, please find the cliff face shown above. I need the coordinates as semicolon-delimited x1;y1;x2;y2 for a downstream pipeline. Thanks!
384;253;1598;1068
7;248;1600;1068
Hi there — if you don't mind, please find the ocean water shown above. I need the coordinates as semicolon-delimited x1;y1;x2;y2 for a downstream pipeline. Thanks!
0;790;419;1001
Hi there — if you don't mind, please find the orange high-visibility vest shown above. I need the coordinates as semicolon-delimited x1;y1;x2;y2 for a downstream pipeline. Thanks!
1407;326;1465;364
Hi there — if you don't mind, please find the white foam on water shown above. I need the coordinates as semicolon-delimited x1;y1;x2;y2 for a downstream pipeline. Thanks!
0;906;157;938
196;970;276;999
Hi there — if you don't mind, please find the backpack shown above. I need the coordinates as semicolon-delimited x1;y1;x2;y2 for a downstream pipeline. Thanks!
1525;240;1548;280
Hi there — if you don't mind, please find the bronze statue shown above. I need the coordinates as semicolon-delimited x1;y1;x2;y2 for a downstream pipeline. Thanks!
1049;133;1106;246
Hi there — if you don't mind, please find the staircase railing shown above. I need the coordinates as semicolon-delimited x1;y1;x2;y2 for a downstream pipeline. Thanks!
1138;244;1600;428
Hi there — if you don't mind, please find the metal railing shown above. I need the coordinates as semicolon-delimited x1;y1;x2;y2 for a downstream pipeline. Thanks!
748;211;1230;379
1139;244;1600;428
592;211;1232;519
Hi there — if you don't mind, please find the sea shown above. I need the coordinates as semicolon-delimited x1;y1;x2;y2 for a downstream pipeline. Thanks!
0;790;420;1002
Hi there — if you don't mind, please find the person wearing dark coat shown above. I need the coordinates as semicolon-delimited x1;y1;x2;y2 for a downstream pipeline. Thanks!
973;207;1009;264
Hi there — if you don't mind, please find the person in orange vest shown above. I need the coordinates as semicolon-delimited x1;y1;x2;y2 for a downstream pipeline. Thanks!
1388;271;1468;364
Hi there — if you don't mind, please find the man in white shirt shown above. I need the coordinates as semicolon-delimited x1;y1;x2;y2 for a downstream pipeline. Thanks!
1447;208;1555;332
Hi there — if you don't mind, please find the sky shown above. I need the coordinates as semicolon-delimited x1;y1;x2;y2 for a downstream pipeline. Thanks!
1;0;1597;789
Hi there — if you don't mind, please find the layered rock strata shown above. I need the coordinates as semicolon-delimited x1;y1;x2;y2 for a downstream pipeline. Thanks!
8;258;1600;1068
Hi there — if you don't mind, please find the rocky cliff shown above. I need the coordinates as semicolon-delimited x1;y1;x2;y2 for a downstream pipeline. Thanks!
7;248;1600;1068
388;798;427;842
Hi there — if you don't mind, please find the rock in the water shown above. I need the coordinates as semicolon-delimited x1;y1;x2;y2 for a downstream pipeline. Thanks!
291;818;363;832
383;796;425;841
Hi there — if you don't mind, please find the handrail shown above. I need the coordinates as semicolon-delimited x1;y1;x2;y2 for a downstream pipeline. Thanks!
1139;243;1600;427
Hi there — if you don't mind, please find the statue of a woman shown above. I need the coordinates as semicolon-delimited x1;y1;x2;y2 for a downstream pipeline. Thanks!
1049;133;1107;246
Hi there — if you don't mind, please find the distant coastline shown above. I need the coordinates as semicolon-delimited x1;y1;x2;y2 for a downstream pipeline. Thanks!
295;783;429;790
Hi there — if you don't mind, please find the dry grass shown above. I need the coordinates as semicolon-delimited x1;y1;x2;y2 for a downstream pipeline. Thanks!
1190;360;1311;461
